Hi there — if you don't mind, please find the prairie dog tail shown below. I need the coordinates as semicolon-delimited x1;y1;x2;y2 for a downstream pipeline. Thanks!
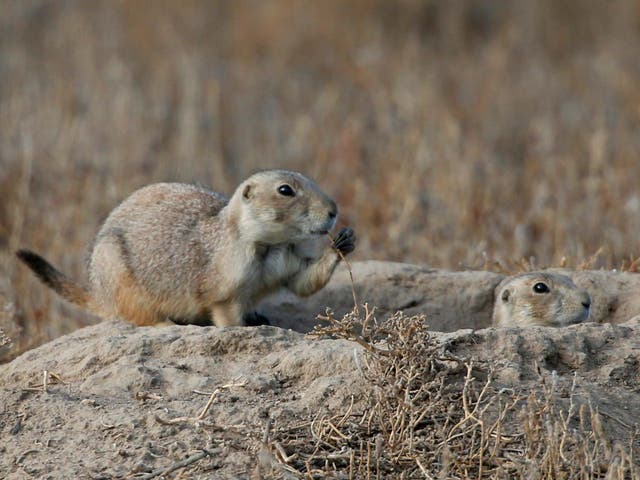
16;249;93;310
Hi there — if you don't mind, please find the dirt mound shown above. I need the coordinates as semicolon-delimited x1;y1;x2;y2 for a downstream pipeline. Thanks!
2;262;640;478
2;319;639;478
259;261;504;332
0;321;366;479
444;318;640;429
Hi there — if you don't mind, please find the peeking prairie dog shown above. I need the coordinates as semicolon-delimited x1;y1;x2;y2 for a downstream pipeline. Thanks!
17;170;356;327
492;272;591;327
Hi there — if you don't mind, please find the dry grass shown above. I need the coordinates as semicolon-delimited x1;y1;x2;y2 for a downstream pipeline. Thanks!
257;307;639;479
2;1;640;355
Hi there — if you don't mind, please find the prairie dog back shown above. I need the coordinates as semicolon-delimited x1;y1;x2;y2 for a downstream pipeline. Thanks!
89;183;226;325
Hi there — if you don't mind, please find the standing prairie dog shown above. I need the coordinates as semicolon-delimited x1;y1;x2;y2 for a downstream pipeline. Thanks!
492;272;591;327
17;170;356;327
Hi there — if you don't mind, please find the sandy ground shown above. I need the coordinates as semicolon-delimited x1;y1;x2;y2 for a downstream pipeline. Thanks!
1;262;640;478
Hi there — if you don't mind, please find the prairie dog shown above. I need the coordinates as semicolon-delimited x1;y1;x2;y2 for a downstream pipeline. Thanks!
17;170;356;327
492;272;591;327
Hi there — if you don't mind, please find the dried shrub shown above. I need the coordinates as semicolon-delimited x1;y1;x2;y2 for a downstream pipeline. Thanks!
263;307;639;479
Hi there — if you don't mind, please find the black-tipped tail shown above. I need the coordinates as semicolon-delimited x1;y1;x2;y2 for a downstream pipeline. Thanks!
16;249;91;309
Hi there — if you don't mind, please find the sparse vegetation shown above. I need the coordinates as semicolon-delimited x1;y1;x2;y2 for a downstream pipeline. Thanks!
255;307;639;479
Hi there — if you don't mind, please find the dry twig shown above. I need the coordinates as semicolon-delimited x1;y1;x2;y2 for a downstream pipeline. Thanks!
23;370;67;393
155;378;247;425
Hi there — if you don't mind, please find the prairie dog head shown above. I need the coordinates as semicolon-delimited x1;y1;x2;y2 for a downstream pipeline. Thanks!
492;272;591;327
230;170;338;244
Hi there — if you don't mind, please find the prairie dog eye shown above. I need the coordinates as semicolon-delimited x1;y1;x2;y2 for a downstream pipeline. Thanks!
533;282;550;294
277;184;295;197
501;289;510;302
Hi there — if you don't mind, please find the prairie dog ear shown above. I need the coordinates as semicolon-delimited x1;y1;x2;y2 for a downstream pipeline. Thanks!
242;183;253;200
501;288;511;303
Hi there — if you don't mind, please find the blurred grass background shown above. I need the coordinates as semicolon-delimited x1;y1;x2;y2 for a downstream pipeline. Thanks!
2;0;640;360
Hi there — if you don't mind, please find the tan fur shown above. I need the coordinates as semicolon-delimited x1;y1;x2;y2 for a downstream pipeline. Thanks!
492;272;591;327
17;170;355;327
